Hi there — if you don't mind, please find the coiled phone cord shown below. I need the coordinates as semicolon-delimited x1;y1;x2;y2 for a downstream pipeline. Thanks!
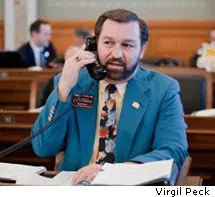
0;81;94;158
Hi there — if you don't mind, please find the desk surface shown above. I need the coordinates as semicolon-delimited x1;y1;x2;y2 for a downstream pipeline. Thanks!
0;175;202;186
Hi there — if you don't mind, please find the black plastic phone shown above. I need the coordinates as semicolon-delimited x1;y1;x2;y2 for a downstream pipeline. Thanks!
0;38;106;159
85;36;107;81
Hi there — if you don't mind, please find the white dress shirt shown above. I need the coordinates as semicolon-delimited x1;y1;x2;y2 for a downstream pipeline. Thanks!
90;80;127;164
30;41;44;66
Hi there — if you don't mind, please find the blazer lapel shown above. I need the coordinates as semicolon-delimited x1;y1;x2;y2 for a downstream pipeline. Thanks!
27;43;36;66
74;70;99;167
115;67;151;163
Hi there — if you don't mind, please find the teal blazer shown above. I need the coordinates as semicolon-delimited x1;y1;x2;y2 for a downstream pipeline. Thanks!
32;66;189;171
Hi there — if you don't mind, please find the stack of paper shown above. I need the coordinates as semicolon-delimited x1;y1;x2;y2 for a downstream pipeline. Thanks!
48;171;76;185
91;159;173;186
16;173;51;185
0;162;46;181
16;171;76;186
2;159;173;186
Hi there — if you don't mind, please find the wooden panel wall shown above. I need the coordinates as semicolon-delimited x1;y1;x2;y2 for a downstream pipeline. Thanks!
49;20;95;58
49;20;215;66
0;20;4;50
1;20;215;66
147;21;215;66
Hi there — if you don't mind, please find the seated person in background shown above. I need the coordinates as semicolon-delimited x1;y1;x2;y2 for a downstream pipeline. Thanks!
191;28;215;70
64;28;89;61
18;19;58;68
32;9;188;185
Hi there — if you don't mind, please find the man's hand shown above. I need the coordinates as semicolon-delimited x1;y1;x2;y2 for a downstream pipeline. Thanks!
58;44;96;102
72;164;102;186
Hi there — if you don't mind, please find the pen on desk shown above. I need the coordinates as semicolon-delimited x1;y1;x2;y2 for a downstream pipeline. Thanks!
76;180;91;186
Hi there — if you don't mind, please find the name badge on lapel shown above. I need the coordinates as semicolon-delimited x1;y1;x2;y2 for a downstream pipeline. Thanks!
72;94;94;108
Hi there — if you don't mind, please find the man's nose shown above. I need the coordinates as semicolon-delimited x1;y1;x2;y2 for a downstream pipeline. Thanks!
111;45;123;59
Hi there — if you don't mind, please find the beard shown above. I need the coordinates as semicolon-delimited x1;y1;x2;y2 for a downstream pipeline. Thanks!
99;57;139;81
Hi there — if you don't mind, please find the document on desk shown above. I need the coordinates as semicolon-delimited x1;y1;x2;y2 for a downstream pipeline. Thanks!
91;159;173;186
48;171;76;185
0;162;46;181
16;173;51;185
16;171;76;186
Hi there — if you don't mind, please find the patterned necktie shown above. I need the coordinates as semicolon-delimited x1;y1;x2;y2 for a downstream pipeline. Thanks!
96;84;117;164
40;50;46;67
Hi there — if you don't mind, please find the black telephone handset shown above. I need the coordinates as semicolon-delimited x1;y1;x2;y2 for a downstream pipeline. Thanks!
0;37;105;159
85;36;107;81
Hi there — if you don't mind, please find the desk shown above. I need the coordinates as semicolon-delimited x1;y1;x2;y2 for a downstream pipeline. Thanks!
0;157;200;186
0;69;61;110
0;68;61;79
0;175;202;186
42;171;202;186
0;77;51;110
0;78;35;110
185;115;215;185
0;111;55;170
0;112;207;185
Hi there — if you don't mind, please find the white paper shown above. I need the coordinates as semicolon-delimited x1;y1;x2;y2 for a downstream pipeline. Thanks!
47;171;76;186
16;171;76;186
0;162;46;180
16;173;51;185
192;108;215;116
91;159;173;185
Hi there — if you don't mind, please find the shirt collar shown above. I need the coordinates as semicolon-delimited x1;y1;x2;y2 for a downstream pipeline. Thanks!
99;80;127;98
30;41;44;52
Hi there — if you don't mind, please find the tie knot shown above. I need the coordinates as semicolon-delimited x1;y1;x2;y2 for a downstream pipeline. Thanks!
106;84;117;94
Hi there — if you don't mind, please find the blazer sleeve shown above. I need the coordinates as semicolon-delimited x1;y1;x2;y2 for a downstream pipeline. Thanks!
38;77;54;107
130;80;189;168
31;74;74;157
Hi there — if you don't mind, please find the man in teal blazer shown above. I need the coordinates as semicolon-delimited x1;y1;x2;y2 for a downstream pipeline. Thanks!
32;9;188;185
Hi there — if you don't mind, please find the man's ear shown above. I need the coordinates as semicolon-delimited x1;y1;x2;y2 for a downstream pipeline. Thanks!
140;42;148;59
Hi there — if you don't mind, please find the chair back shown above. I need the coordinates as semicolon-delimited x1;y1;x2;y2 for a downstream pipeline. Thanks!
175;156;192;186
144;67;213;114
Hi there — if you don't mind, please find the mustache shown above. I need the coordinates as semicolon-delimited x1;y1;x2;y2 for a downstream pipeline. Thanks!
106;58;125;66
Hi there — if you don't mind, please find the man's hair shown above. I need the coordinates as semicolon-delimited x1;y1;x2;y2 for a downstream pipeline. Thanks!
30;19;49;35
74;28;90;39
94;9;148;46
